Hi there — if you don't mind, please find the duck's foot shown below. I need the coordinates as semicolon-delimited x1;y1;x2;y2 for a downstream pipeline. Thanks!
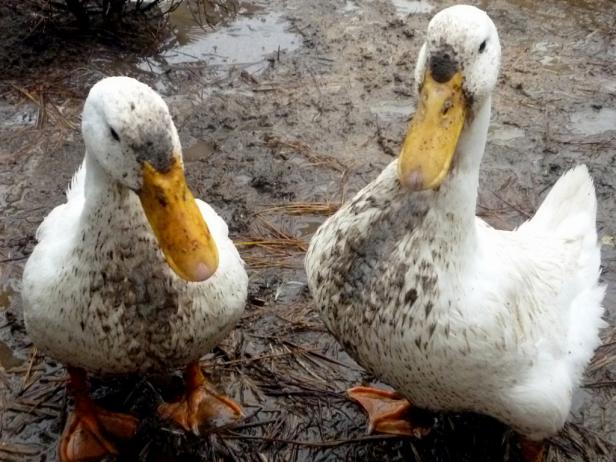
60;406;139;462
519;437;545;462
60;368;139;462
158;361;243;434
347;386;432;438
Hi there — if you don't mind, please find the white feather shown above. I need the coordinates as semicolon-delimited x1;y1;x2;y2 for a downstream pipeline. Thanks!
22;77;248;375
305;5;605;440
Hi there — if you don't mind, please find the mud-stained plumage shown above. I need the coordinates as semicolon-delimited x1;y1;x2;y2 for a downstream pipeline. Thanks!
22;77;249;461
305;5;605;441
22;76;248;375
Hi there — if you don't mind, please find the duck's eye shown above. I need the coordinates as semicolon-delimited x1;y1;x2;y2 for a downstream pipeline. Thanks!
110;127;120;142
478;40;487;53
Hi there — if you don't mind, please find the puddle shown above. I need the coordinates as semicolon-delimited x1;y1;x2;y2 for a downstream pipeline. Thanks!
0;339;24;370
183;140;216;162
295;215;325;237
370;100;413;121
343;1;360;13
601;235;615;247
274;280;306;303
490;126;525;145
0;102;38;129
538;56;570;72
142;7;301;75
0;287;15;311
391;0;434;17
531;41;560;54
530;42;571;72
495;0;612;31
568;108;616;136
600;78;616;96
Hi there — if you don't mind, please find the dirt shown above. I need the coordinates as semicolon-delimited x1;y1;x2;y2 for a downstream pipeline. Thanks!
1;0;615;461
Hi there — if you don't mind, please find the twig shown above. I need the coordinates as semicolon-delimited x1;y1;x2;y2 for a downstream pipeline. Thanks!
489;189;531;218
21;347;38;391
0;443;41;455
582;381;616;389
202;348;318;368
255;202;340;216
223;432;403;447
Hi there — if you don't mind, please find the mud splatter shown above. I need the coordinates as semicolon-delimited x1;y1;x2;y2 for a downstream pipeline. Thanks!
0;0;615;461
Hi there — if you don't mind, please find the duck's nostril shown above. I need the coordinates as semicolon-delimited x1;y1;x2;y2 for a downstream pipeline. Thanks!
429;48;458;83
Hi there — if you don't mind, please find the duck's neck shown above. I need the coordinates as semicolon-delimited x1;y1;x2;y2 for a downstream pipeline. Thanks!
84;152;128;205
429;97;490;229
367;97;491;255
82;152;145;229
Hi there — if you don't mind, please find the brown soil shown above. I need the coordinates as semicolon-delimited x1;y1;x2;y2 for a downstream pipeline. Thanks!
0;0;615;461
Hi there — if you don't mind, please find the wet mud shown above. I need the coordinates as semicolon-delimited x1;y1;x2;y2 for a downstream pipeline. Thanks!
1;0;615;461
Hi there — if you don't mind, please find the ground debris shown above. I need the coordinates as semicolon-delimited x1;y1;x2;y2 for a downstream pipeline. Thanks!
1;0;615;461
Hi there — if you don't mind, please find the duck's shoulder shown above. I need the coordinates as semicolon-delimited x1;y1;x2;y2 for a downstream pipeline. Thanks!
35;162;86;244
308;161;430;265
24;165;87;293
195;199;247;289
196;199;229;241
306;162;435;309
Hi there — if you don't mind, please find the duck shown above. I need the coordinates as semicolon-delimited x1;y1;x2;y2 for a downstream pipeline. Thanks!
21;76;248;462
305;5;605;461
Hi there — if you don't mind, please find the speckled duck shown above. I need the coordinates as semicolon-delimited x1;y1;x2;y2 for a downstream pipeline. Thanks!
22;77;248;462
305;5;605;461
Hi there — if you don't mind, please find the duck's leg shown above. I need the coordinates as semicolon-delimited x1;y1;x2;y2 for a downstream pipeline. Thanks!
347;386;432;438
519;437;545;462
158;361;243;434
59;368;139;462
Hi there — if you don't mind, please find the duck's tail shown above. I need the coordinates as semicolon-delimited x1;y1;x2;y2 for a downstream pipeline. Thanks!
520;165;606;381
520;165;597;239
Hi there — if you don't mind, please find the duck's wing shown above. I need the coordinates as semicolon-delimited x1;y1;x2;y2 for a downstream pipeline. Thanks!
22;162;86;309
195;199;244;264
469;166;605;435
35;161;86;244
475;165;605;380
518;165;597;241
516;165;606;378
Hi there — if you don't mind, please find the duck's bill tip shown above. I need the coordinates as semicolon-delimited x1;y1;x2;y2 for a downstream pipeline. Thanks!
138;159;219;283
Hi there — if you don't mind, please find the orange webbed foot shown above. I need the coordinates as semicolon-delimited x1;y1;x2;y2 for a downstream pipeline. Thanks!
158;362;243;434
347;386;432;438
59;368;138;462
519;437;545;462
59;406;139;462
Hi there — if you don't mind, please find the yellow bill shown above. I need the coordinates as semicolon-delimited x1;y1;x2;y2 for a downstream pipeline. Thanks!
398;71;466;190
138;157;218;282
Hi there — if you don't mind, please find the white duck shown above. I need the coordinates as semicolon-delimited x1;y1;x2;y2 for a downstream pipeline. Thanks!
305;5;605;461
22;77;248;461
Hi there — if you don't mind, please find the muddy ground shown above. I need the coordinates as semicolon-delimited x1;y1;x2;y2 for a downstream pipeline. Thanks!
1;0;615;461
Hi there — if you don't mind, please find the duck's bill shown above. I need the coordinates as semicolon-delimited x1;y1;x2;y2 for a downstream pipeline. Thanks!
138;158;218;282
398;71;466;191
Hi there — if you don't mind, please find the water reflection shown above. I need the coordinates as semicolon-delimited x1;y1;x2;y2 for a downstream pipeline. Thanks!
391;0;434;17
0;286;14;311
0;339;24;370
141;4;300;75
569;108;616;136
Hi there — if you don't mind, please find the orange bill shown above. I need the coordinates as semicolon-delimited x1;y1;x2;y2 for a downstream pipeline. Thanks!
138;157;218;282
398;71;466;190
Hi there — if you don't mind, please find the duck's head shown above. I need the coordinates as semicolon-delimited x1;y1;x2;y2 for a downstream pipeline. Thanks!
398;5;501;190
82;76;218;282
